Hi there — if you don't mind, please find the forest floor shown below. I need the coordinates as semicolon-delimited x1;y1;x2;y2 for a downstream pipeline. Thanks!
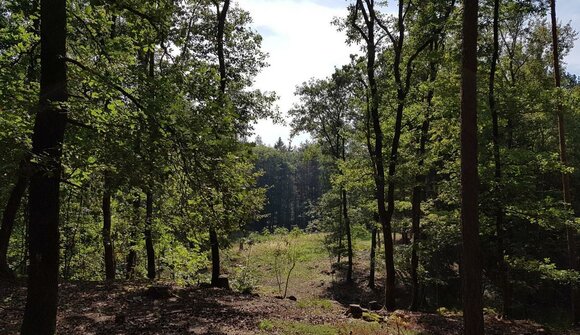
0;233;576;334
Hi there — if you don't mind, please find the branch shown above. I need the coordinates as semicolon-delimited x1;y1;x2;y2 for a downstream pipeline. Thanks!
64;57;146;111
67;117;97;131
373;8;396;46
351;2;370;44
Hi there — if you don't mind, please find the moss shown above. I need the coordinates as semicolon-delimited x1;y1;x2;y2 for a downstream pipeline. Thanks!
362;311;383;323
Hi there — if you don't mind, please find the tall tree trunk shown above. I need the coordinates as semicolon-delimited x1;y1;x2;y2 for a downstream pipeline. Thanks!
0;160;29;278
125;195;140;280
342;138;353;283
549;0;579;324
207;0;230;288
460;0;484;334
20;0;68;332
102;173;115;281
337;202;343;265
145;190;155;280
209;227;220;286
369;220;377;289
488;0;510;317
355;1;397;308
410;79;434;310
342;188;353;283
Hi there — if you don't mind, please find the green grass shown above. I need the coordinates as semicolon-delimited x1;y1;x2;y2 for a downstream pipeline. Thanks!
296;298;334;310
227;232;332;297
258;319;275;331
257;319;419;335
274;321;337;335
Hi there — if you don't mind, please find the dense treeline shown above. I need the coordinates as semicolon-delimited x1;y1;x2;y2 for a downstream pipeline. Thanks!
0;0;579;334
252;138;328;231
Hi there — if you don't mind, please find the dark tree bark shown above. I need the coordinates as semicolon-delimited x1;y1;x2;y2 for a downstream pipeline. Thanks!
460;0;484;334
0;160;29;279
369;217;377;289
20;0;68;332
102;173;115;280
209;227;221;286
216;0;230;95
145;190;156;280
488;0;511;317
549;0;579;324
126;195;140;280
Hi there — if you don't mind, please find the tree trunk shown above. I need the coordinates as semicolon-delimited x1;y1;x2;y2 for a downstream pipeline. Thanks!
549;0;579;324
20;0;68;332
207;0;229;288
369;221;377;289
102;173;115;281
125;195;140;280
210;227;220;286
145;190;155;280
362;5;396;309
410;118;430;311
488;0;510;318
460;0;484;334
411;42;439;311
342;137;353;284
342;189;353;283
0;160;29;278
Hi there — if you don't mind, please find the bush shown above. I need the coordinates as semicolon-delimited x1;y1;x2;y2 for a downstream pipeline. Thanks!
232;264;258;294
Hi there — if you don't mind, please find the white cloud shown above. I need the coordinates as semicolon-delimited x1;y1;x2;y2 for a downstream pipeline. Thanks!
237;0;358;146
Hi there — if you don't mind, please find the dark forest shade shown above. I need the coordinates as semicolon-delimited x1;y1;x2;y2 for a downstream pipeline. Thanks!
460;0;484;334
0;160;28;278
20;0;68;333
145;191;156;280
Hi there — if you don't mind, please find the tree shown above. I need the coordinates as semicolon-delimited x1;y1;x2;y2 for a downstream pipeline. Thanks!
460;0;484;333
290;68;355;283
549;0;579;324
410;40;441;311
20;0;67;333
209;0;231;288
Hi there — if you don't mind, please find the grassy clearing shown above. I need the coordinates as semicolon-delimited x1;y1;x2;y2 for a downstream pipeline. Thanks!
226;232;334;298
296;298;334;310
257;318;419;335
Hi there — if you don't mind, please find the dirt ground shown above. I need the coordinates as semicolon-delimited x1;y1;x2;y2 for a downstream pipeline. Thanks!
0;280;572;335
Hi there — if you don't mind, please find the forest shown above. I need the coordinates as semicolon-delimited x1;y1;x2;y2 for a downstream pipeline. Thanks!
0;0;579;334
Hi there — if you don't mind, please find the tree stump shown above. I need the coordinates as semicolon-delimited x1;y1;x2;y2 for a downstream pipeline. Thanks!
347;304;364;319
369;301;381;311
216;275;230;289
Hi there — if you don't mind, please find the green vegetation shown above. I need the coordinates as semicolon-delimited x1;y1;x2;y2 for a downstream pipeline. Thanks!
0;0;579;334
296;298;334;310
257;318;419;335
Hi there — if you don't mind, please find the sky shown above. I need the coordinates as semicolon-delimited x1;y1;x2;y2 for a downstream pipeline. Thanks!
237;0;580;146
